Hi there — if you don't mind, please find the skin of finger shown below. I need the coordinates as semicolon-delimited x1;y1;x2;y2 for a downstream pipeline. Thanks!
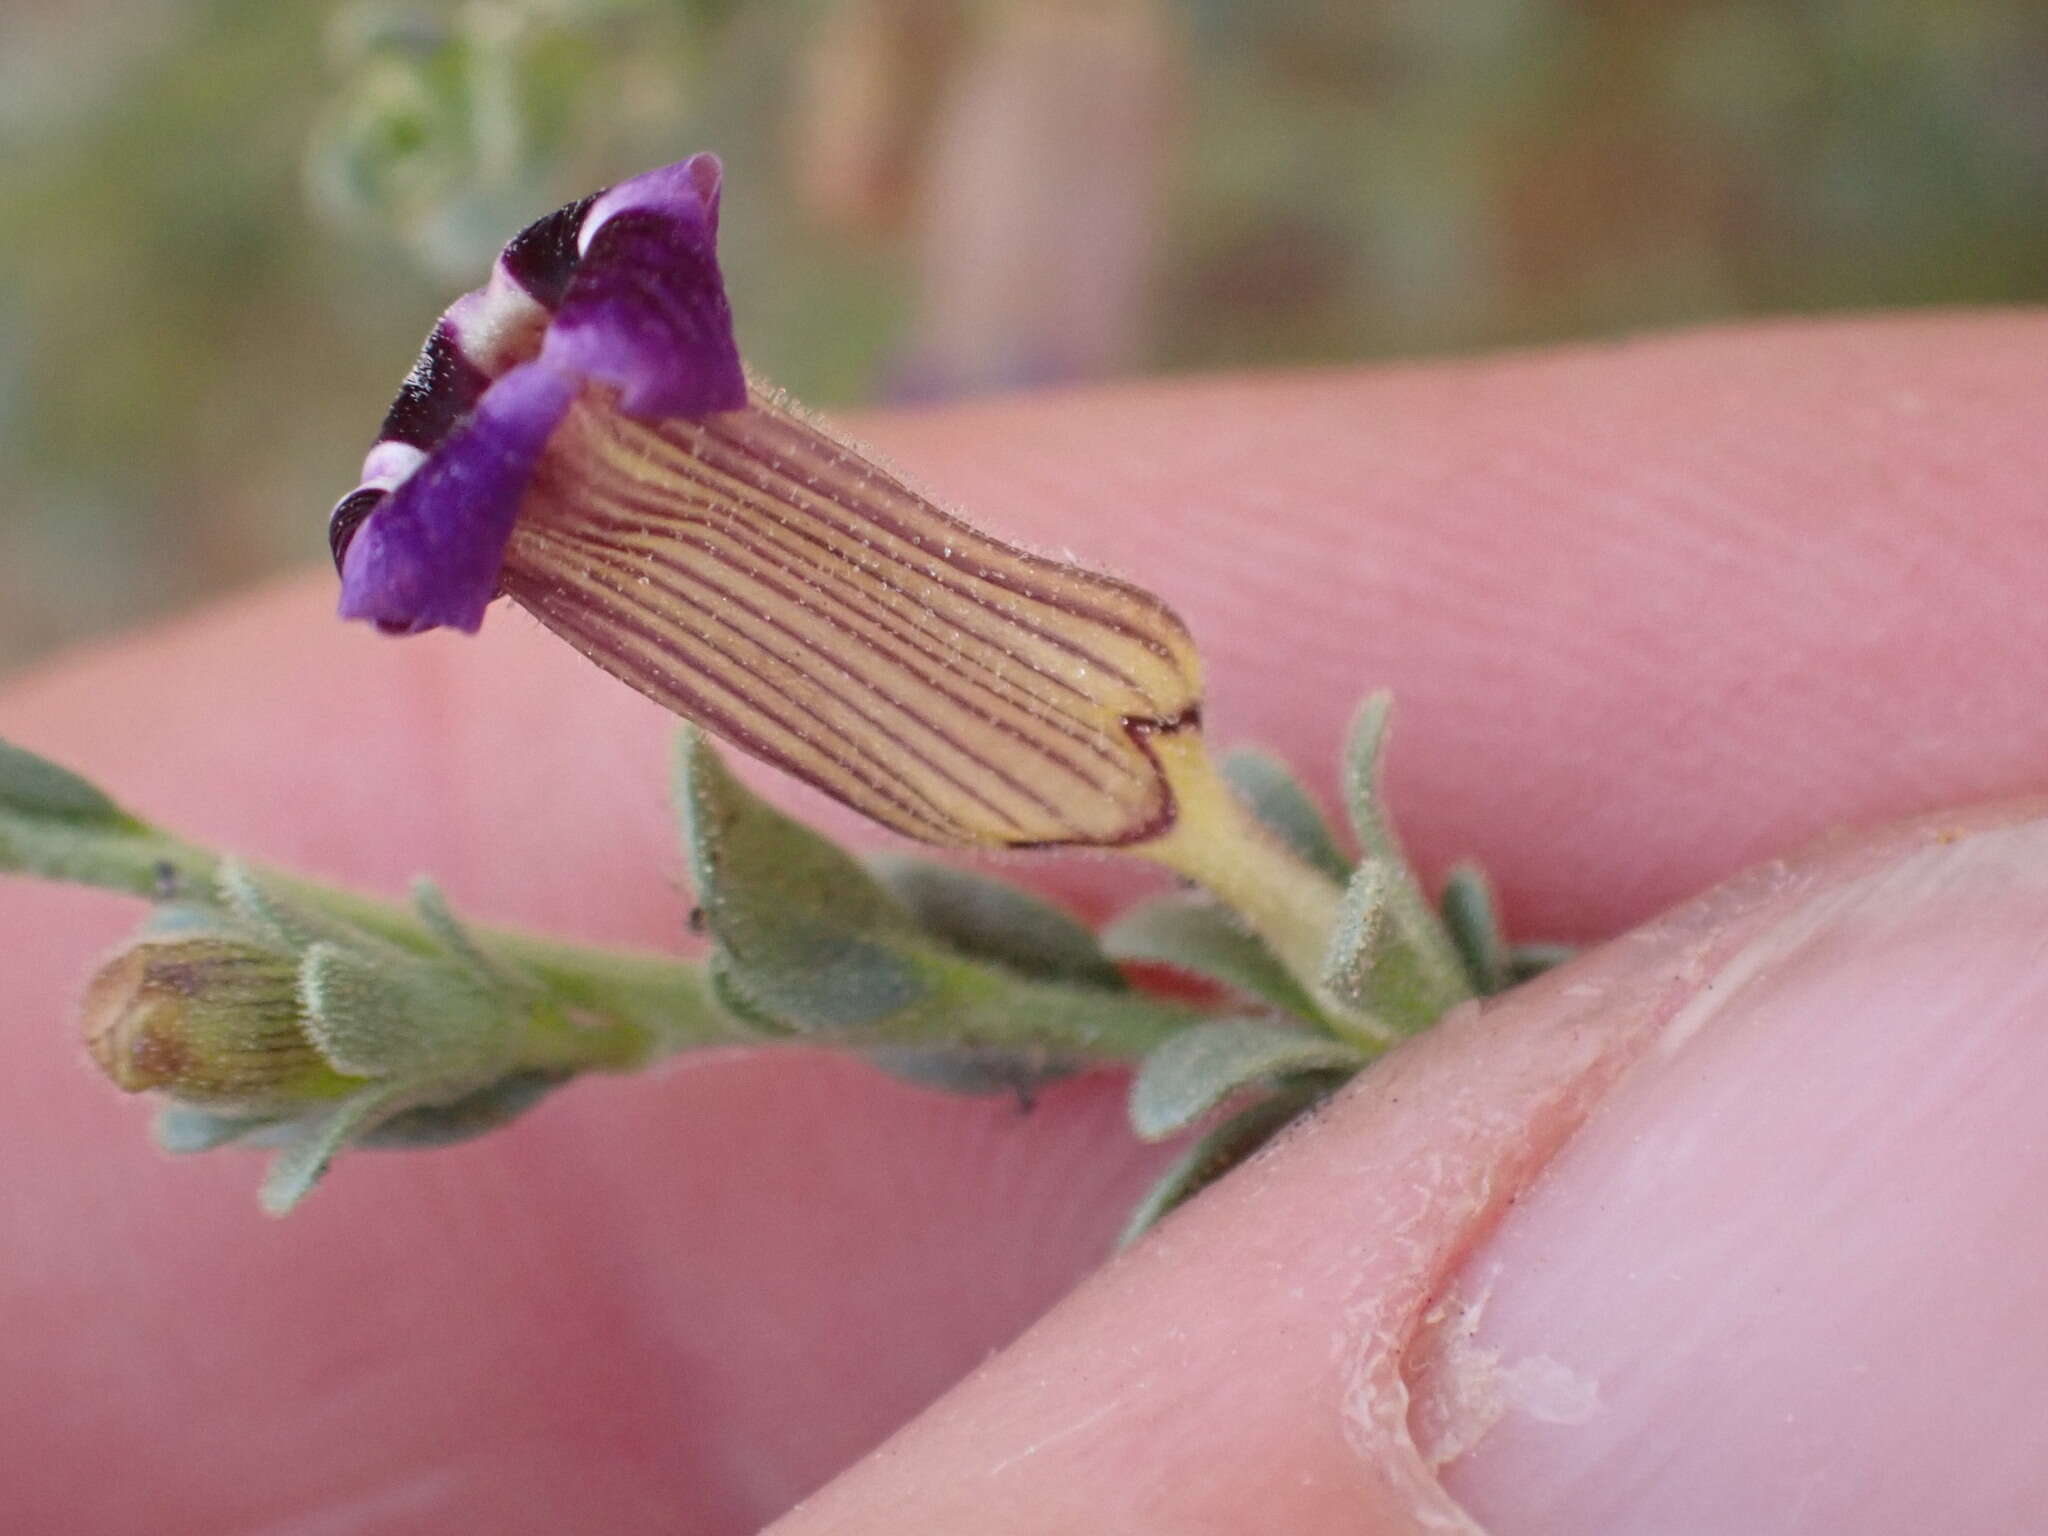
1;312;2045;1530
766;805;2043;1534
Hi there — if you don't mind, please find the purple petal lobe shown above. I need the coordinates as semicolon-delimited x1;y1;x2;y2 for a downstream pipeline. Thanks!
584;154;725;240
539;154;745;420
338;363;577;635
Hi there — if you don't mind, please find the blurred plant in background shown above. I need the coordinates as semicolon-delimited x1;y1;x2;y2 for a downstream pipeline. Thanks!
5;0;2048;671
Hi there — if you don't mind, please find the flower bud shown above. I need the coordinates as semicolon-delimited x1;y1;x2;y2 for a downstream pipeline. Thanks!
80;936;361;1111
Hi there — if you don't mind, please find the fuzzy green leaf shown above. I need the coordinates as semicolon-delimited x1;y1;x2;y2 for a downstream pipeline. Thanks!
359;1070;568;1147
1507;942;1576;984
1129;1017;1364;1141
864;1043;1071;1100
1330;696;1473;1030
1119;1075;1343;1246
1341;692;1398;865
675;727;915;938
1320;858;1466;1033
674;729;1203;1064
868;853;1124;990
700;951;806;1038
742;927;928;1032
674;729;928;1032
217;859;360;951
0;738;134;827
258;1085;411;1217
1319;860;1389;1010
153;1105;277;1154
411;877;529;999
298;942;502;1079
0;739;213;899
1441;863;1509;995
1219;748;1351;882
1107;891;1320;1019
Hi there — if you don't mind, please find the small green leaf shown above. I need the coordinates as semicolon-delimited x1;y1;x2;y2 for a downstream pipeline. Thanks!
1319;860;1390;1011
1441;863;1509;995
1341;692;1398;866
1507;942;1576;984
673;729;1201;1063
217;859;353;950
259;1085;411;1216
1129;1017;1364;1141
411;877;527;998
1105;892;1320;1019
1329;695;1473;1031
298;942;501;1079
153;1105;277;1154
675;727;915;938
885;972;1202;1065
1119;1075;1343;1246
1321;858;1466;1033
359;1070;568;1148
867;853;1124;990
702;951;803;1037
674;729;929;1032
1219;748;1351;882
0;739;210;899
0;738;134;827
753;927;929;1031
865;1044;1072;1100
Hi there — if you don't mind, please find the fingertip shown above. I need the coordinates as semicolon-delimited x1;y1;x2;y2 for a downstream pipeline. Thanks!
1424;808;2048;1532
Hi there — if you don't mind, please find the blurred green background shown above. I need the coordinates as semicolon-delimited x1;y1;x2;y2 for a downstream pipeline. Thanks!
5;0;2046;672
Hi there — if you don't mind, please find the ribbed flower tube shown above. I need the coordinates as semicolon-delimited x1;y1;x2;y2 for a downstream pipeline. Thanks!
330;153;1202;848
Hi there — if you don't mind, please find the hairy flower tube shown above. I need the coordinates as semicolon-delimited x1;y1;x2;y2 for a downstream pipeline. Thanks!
330;153;1204;849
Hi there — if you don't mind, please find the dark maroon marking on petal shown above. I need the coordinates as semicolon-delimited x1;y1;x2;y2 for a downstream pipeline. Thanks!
561;436;1135;748
723;425;1179;668
587;421;1107;700
508;580;960;842
510;537;991;841
561;494;1130;795
685;410;1176;672
1003;713;1202;852
377;324;491;452
327;487;384;574
529;581;1175;850
515;522;1054;831
532;526;1077;828
627;453;1131;722
670;422;1166;696
498;192;599;310
609;413;1153;707
576;496;1130;785
541;208;746;419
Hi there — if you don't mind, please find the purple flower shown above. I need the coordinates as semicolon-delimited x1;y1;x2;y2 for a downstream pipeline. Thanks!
332;154;1202;849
